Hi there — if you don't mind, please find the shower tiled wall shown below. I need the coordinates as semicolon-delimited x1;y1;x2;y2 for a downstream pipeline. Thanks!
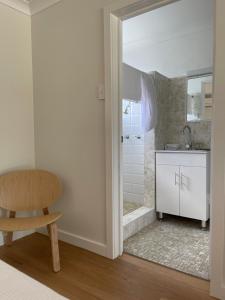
122;73;171;210
123;100;144;205
144;72;171;209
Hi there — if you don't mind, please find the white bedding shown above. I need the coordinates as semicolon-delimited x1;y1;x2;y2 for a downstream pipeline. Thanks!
0;260;68;300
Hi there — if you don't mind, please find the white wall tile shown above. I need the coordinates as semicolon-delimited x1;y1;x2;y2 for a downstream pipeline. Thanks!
123;174;144;185
123;100;144;205
123;145;144;154
123;154;144;165
130;184;144;195
124;192;144;204
123;164;144;175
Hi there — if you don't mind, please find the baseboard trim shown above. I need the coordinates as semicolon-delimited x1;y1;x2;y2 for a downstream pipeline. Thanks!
37;228;107;257
0;230;35;246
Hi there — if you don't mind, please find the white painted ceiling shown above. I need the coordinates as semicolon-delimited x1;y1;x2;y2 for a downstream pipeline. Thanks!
123;0;214;78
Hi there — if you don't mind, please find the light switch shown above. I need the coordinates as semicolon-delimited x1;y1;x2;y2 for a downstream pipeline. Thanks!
97;84;105;100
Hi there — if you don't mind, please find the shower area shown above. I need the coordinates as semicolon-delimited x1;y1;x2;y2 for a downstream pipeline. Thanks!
122;65;171;241
122;98;156;240
123;99;144;215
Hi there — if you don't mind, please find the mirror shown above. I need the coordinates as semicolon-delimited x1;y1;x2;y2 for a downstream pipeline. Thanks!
187;75;213;122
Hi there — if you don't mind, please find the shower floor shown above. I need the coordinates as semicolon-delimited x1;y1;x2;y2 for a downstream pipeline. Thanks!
123;201;142;216
124;215;209;280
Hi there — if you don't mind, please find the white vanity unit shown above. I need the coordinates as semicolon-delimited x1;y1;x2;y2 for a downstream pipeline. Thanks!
156;150;210;228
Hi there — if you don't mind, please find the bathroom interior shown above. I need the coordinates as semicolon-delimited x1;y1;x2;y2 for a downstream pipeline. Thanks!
122;0;213;280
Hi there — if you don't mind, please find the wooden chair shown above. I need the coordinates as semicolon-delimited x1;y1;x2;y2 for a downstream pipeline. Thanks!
0;170;62;272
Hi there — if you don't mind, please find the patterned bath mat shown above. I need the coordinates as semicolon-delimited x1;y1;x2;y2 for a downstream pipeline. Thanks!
124;215;209;280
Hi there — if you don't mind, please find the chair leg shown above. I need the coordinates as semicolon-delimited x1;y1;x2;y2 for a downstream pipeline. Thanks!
43;208;49;215
43;208;50;235
4;211;16;247
49;222;60;272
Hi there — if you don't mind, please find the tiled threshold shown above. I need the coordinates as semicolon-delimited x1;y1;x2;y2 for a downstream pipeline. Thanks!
123;201;142;216
123;207;156;241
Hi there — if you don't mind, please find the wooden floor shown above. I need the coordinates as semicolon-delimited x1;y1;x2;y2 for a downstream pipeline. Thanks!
0;233;217;300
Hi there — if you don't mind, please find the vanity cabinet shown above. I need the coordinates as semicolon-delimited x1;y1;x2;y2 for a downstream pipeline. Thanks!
156;151;210;226
156;164;180;216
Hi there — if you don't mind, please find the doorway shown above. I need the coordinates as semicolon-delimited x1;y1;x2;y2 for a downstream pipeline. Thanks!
121;0;213;280
104;0;225;298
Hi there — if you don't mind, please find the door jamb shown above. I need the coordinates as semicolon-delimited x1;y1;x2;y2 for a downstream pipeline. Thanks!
104;0;178;260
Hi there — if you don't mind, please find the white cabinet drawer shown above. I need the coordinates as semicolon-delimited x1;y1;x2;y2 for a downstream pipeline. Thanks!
156;152;208;167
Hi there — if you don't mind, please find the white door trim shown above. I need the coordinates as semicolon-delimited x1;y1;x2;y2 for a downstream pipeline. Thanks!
210;1;225;299
104;8;122;259
104;0;178;260
104;0;223;298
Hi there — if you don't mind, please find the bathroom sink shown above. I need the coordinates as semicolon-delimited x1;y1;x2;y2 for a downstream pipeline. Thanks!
186;148;210;152
156;149;210;153
192;148;210;151
163;144;210;152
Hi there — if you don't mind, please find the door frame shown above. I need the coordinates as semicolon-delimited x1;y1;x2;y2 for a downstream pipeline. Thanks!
104;0;224;298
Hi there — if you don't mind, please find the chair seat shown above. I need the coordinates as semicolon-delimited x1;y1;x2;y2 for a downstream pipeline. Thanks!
0;212;62;232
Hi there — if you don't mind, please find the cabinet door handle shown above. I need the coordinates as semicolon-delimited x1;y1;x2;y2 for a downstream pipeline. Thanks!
181;173;187;188
175;173;179;185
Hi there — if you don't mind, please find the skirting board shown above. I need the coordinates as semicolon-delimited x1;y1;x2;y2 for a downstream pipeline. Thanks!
37;228;107;258
0;230;35;246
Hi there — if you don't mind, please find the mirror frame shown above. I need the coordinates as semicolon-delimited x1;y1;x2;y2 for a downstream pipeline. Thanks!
186;73;213;123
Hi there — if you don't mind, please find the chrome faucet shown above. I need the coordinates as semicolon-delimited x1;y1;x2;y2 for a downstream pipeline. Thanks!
182;125;192;150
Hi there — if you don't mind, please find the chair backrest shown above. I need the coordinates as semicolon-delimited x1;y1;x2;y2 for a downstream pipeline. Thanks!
0;170;62;211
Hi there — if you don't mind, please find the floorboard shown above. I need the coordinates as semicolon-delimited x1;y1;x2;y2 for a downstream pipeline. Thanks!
0;233;217;300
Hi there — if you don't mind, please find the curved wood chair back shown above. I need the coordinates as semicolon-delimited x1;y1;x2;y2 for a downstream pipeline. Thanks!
0;170;62;211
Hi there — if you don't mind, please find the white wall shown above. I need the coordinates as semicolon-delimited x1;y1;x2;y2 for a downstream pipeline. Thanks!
0;4;35;244
31;0;115;254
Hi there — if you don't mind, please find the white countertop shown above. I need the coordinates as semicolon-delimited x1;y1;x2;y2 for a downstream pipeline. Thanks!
155;150;210;154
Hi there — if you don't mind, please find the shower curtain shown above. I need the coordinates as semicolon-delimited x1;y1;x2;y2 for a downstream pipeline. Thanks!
141;73;157;132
